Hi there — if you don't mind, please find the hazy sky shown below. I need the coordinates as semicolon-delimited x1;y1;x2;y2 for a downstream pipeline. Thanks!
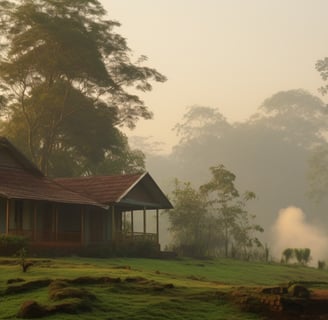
102;0;328;152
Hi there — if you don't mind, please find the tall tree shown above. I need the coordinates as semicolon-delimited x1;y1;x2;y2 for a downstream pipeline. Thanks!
200;164;260;257
168;166;262;258
167;179;215;257
173;105;231;144
171;106;232;182
0;0;166;175
306;59;328;201
308;145;328;201
252;89;327;149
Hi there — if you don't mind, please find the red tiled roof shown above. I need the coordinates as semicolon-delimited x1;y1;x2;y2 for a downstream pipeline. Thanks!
55;173;143;204
0;137;172;209
0;167;102;206
0;136;102;207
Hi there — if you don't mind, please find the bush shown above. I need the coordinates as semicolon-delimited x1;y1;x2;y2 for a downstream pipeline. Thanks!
281;247;311;265
77;240;160;258
318;260;326;270
118;239;160;258
0;234;28;256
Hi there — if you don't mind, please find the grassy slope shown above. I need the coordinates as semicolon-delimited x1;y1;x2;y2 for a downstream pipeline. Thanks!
1;257;328;319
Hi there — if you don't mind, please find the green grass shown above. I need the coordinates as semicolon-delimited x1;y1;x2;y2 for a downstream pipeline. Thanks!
0;257;327;319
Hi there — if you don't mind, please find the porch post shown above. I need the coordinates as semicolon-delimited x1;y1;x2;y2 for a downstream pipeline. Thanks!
123;211;126;232
156;209;159;244
131;210;134;237
111;206;115;243
33;203;37;241
5;199;9;235
54;205;58;241
80;206;85;245
143;207;146;234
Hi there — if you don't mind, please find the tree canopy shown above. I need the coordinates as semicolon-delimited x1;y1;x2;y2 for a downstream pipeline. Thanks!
0;0;166;175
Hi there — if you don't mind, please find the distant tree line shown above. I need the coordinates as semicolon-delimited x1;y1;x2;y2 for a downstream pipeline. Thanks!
144;88;328;248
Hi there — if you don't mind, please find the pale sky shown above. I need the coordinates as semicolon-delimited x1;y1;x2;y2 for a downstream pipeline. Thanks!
102;0;328;153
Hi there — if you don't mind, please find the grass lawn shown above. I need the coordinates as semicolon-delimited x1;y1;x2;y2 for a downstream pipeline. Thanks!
0;257;327;319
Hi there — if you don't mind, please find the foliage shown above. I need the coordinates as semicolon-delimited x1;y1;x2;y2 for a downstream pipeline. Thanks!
258;89;328;203
305;59;328;201
294;248;311;265
316;57;328;96
254;89;327;149
307;140;328;202
318;260;326;270
282;248;294;264
168;165;263;259
200;165;262;258
173;105;231;144
16;247;32;273
0;0;165;176
118;239;160;258
0;234;28;256
281;248;311;266
167;179;219;257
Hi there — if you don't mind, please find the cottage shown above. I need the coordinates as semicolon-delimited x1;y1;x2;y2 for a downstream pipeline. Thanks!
0;137;172;255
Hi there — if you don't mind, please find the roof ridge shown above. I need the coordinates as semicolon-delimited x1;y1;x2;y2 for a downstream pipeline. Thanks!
55;172;145;180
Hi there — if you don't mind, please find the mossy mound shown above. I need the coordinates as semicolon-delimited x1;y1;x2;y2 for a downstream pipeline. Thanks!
49;286;96;301
15;275;176;318
17;301;48;319
6;279;51;294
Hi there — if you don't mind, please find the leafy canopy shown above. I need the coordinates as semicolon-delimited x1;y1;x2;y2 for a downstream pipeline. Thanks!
0;0;166;175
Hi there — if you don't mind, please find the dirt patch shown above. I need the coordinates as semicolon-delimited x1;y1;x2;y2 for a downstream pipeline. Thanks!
233;284;328;320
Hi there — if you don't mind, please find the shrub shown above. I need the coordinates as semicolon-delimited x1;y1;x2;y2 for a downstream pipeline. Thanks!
318;260;326;270
294;248;311;265
0;234;28;256
17;248;33;273
282;248;294;264
118;239;160;258
281;247;311;265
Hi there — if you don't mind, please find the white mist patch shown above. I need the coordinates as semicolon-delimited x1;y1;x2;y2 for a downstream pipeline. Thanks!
271;206;328;264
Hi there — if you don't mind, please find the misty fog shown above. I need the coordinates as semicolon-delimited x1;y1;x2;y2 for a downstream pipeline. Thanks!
135;89;328;261
271;207;328;265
